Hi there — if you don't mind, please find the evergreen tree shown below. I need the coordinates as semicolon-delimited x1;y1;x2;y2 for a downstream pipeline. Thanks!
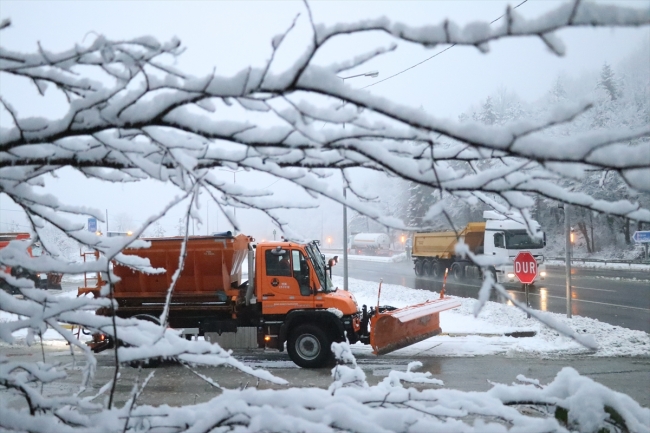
597;62;619;101
478;96;498;125
407;182;436;227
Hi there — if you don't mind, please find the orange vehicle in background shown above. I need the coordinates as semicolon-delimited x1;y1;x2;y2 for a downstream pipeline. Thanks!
89;233;460;368
0;232;63;294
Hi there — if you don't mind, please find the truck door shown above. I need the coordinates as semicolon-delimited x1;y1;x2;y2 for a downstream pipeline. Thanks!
261;248;314;315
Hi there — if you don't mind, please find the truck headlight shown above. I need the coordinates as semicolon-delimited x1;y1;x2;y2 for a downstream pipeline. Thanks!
507;273;515;279
540;271;547;277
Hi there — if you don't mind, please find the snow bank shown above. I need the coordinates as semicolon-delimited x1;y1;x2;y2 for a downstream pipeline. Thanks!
335;276;650;358
546;260;650;271
324;252;407;263
4;274;647;358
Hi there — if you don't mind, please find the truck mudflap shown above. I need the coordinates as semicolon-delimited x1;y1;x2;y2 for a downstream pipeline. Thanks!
369;298;461;355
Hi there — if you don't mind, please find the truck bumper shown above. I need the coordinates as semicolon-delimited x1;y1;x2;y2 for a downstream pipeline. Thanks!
87;333;113;353
498;265;547;284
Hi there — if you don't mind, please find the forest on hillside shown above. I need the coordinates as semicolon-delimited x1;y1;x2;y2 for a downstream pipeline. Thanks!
350;41;649;260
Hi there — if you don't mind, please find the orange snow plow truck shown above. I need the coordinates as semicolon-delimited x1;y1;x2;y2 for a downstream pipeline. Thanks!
88;233;459;368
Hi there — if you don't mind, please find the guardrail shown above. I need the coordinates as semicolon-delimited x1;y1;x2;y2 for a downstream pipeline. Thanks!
548;257;650;266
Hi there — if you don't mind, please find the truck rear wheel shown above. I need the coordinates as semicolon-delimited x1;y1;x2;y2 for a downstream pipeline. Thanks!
431;261;444;279
422;260;432;277
288;324;332;368
414;260;423;276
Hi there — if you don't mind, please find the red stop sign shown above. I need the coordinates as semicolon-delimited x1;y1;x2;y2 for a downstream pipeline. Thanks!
514;252;537;284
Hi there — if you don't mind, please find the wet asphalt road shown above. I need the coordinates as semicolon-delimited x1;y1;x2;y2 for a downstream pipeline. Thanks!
2;344;649;409
333;260;650;333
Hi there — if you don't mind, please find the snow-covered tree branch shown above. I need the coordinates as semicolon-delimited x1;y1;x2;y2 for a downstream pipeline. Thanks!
1;1;649;431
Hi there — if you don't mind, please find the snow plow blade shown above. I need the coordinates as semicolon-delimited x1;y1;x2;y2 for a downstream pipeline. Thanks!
369;298;461;355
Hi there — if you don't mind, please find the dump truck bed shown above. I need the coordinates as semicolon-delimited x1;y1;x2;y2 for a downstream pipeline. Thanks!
412;223;486;258
113;234;249;301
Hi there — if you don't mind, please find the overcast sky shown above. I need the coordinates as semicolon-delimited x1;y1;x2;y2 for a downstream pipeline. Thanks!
1;1;648;244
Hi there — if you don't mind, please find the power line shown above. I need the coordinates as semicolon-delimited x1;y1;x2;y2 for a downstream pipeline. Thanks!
363;0;528;90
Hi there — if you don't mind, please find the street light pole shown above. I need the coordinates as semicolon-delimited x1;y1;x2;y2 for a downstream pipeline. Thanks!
338;71;379;292
564;204;572;318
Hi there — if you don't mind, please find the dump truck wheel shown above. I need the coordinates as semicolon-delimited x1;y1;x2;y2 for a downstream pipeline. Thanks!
451;263;464;280
414;260;424;276
288;324;331;368
482;268;497;283
422;260;433;277
431;261;444;279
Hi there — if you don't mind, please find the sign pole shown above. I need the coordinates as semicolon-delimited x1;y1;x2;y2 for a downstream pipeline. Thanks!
525;283;530;318
565;205;572;318
513;251;537;319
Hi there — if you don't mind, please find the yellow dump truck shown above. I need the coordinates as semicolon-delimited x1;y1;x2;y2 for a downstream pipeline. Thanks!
412;212;547;284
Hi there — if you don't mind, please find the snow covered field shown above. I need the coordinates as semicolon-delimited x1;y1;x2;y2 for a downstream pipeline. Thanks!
335;276;650;359
2;274;648;359
545;259;650;271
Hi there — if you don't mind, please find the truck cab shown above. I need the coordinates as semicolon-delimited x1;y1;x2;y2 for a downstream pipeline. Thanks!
254;242;357;317
483;212;547;284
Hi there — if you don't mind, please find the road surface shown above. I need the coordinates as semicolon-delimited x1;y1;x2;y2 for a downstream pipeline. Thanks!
2;344;649;409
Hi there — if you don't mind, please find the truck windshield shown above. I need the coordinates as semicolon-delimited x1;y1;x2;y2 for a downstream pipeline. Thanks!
305;243;335;292
505;230;545;249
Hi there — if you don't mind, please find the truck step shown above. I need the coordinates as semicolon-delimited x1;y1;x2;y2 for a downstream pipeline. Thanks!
205;327;258;349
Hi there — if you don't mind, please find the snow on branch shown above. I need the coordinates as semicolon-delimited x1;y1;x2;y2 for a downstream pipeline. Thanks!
0;2;649;431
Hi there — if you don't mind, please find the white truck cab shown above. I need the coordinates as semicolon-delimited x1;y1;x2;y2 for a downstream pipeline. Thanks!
483;211;547;284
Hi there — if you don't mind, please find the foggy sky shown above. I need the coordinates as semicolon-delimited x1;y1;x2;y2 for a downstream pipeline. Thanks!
0;0;647;244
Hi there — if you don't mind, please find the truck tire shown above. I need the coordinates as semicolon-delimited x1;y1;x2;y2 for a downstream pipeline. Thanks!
482;268;497;283
287;324;332;368
128;314;163;368
422;260;433;277
431;261;444;279
451;263;464;280
414;260;424;276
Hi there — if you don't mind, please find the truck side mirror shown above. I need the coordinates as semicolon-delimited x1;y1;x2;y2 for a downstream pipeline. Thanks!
327;256;338;278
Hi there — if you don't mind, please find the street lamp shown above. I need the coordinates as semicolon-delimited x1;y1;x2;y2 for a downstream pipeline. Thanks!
338;70;379;291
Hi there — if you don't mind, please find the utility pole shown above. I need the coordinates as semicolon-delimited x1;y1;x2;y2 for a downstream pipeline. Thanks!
338;71;378;292
343;187;348;291
564;204;572;318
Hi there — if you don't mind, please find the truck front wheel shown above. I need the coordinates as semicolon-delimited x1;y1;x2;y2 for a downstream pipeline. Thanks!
288;324;332;368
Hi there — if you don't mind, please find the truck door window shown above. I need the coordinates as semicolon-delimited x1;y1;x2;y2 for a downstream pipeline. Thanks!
292;250;311;296
494;233;505;248
265;250;292;277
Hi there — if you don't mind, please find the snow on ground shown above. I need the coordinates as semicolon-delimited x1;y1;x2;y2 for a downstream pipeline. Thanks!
327;252;407;263
545;259;650;271
3;273;647;358
333;276;650;359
